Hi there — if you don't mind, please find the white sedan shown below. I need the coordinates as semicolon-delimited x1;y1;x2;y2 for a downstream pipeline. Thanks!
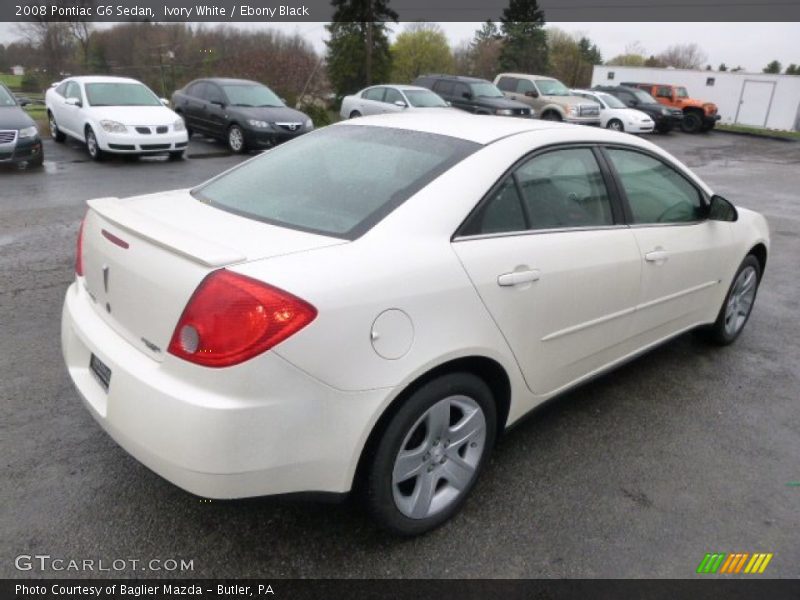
62;113;768;535
45;76;189;161
572;88;655;133
340;84;450;119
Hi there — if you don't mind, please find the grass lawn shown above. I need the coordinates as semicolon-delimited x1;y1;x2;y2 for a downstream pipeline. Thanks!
24;105;48;130
0;73;23;88
717;123;800;140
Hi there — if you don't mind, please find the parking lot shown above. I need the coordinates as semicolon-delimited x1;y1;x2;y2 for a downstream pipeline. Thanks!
2;130;799;578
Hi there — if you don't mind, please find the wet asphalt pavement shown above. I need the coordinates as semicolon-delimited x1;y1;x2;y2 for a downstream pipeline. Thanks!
1;131;799;578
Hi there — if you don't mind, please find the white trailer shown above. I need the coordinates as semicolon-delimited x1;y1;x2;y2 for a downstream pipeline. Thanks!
591;65;800;131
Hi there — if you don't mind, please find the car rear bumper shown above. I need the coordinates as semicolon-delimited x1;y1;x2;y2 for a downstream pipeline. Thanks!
61;281;388;499
0;135;43;164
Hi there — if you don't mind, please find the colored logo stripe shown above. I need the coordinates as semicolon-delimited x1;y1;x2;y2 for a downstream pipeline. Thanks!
697;553;773;574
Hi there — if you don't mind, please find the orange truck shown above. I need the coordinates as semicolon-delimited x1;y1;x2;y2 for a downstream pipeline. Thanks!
621;82;721;133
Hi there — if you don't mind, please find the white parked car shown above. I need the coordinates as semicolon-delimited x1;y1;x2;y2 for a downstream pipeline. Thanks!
62;112;768;535
571;88;655;133
340;84;450;119
45;76;189;161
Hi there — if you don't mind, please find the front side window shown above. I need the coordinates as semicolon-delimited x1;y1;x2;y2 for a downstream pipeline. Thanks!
205;85;224;105
384;88;404;105
65;81;82;102
462;148;614;235
676;87;689;98
606;148;704;224
598;92;625;109
657;86;672;98
85;83;160;107
535;79;570;96
632;89;658;104
453;82;471;98
221;84;282;107
194;125;479;239
516;79;536;94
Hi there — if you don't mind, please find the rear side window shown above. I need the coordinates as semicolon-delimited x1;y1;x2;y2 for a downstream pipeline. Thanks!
363;87;385;101
186;82;206;97
606;148;704;224
194;125;480;239
496;77;517;92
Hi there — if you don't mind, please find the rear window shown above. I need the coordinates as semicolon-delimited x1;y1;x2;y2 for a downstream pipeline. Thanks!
193;125;480;239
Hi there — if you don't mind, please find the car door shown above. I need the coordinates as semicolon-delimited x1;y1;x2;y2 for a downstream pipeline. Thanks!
203;83;228;137
451;82;475;112
60;81;84;138
453;146;642;396
382;88;406;113
181;82;207;131
602;146;735;343
361;87;386;115
432;80;458;110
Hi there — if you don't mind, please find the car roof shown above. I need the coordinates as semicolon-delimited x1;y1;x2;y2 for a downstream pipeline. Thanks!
338;110;646;146
497;73;554;80
417;74;490;84
200;78;261;86
65;76;142;84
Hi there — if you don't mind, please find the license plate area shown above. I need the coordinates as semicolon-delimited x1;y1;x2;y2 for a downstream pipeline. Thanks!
90;353;112;392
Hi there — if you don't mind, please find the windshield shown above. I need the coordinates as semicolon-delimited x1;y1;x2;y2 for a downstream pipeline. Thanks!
597;92;625;109
536;79;570;96
194;125;479;239
0;85;16;106
85;83;161;107
404;89;448;108
222;84;284;107
632;89;657;104
470;83;504;98
676;87;689;98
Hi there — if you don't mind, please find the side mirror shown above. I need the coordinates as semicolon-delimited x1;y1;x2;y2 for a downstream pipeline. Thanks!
708;195;738;222
160;98;170;106
210;100;225;108
393;100;407;108
525;90;539;98
65;97;82;107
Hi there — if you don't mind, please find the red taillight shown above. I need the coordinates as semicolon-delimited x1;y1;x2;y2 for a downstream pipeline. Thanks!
168;270;317;368
75;216;86;276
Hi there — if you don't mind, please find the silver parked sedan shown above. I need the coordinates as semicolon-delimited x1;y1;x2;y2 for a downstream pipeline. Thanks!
339;85;450;120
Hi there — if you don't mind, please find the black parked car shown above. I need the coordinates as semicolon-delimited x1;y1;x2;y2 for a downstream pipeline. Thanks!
0;83;43;167
413;74;533;118
171;78;313;153
593;85;683;133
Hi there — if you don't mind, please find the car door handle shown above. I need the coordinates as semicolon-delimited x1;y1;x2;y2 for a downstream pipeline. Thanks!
644;250;669;263
497;269;541;286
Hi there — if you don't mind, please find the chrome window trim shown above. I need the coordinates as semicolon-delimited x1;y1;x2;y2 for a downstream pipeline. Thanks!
453;224;629;243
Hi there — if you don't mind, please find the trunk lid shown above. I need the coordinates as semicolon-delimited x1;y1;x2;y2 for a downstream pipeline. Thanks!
81;190;345;361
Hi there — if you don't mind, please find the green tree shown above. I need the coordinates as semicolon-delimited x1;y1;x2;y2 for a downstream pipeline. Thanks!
325;0;397;98
467;20;504;79
608;53;646;67
391;23;452;83
578;37;602;65
718;63;728;71
784;63;798;75
499;0;548;74
763;60;782;74
548;29;597;87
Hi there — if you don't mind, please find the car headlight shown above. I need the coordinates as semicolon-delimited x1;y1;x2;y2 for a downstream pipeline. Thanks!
247;119;270;129
99;120;127;133
173;119;186;132
18;125;38;139
661;108;670;116
495;109;513;116
305;118;314;129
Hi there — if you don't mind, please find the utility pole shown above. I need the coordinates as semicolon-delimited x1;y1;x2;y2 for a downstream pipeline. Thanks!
365;0;373;86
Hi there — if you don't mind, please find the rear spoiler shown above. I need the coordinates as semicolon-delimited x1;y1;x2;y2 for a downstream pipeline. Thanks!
87;197;246;268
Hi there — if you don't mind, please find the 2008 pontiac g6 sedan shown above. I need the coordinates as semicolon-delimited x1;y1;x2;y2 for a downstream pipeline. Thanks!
62;112;769;535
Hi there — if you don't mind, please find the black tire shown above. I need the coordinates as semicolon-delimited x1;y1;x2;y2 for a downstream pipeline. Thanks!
702;255;761;346
606;118;624;132
364;372;497;536
48;111;65;143
85;127;105;161
349;110;362;119
700;121;715;132
542;111;562;121
227;124;247;153
169;150;185;161
681;112;703;133
28;153;44;168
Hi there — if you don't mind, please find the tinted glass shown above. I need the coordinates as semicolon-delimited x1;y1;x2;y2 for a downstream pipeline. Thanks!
222;84;283;107
55;81;68;96
85;83;160;106
404;90;447;108
470;82;503;98
632;89;658;104
464;178;526;235
433;80;454;96
535;79;570;96
363;87;385;101
606;149;704;224
194;126;479;239
515;149;613;229
384;88;404;104
0;85;16;106
496;77;517;92
205;84;224;104
516;78;536;93
453;83;470;98
597;92;625;108
65;82;82;101
186;82;206;97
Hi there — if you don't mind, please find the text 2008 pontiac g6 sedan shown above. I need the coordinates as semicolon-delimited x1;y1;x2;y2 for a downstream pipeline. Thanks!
62;112;768;535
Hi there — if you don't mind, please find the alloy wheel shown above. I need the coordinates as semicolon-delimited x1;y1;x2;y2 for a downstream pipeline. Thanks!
724;265;758;336
228;127;244;152
392;395;486;519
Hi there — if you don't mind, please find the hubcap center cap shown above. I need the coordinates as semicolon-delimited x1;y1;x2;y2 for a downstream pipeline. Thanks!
430;446;444;463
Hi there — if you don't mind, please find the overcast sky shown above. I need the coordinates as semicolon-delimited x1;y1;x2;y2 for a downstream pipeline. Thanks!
2;21;798;73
